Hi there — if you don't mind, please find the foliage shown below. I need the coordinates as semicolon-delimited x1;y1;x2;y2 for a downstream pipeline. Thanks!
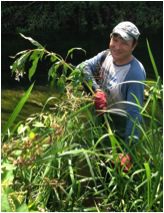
2;83;35;138
1;35;163;212
1;1;163;34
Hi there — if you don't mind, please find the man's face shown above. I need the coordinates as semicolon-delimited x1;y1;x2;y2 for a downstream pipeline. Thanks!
109;34;136;64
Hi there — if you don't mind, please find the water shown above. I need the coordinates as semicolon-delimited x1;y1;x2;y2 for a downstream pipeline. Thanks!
1;85;57;127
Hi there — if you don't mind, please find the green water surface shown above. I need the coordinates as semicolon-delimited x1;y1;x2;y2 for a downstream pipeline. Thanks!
1;86;58;128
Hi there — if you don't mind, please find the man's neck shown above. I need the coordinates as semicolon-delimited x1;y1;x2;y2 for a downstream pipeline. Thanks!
114;55;133;66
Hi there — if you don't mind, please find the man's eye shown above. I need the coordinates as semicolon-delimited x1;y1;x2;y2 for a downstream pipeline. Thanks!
113;38;118;42
123;41;129;45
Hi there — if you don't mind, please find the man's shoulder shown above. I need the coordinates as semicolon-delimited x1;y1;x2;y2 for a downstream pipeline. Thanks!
95;49;110;64
132;58;145;73
129;58;146;79
131;57;145;71
97;49;110;58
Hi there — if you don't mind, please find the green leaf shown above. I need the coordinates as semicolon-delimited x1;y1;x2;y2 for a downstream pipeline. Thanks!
48;64;58;80
1;190;11;212
29;57;39;81
65;47;86;61
68;159;75;183
48;62;62;88
10;50;29;59
20;33;44;48
10;53;26;73
2;168;15;188
17;124;28;135
28;49;45;81
57;74;66;91
17;51;31;67
146;39;159;80
1;162;16;174
144;162;152;209
16;203;29;212
33;121;45;127
50;53;59;62
69;68;83;85
84;152;97;186
2;83;35;136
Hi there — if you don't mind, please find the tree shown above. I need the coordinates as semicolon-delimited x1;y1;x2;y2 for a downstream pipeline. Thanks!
1;1;163;34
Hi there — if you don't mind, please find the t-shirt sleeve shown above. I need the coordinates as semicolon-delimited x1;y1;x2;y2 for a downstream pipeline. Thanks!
123;61;146;143
77;50;108;91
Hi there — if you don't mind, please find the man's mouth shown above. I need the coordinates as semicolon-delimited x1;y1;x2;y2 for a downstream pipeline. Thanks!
111;50;121;57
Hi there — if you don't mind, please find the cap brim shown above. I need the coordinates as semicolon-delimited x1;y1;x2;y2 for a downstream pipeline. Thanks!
112;29;133;41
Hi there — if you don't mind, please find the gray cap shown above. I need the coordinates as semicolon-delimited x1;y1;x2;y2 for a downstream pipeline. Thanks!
111;21;140;40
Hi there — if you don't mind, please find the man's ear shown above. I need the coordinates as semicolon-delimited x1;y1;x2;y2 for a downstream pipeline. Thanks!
132;40;138;51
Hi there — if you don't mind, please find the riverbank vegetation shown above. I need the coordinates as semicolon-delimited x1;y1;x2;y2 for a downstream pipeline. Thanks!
2;2;162;34
2;2;163;88
1;34;163;212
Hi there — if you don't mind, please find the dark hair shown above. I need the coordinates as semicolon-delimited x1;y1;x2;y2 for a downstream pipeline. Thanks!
111;33;138;46
132;38;138;47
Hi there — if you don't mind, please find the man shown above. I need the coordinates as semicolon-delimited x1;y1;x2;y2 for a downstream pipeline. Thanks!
78;21;146;171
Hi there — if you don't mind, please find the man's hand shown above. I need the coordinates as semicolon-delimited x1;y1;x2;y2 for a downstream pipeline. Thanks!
94;90;107;110
109;153;133;173
118;153;132;172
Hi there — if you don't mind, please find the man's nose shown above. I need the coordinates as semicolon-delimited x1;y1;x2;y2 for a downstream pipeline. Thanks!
115;42;120;50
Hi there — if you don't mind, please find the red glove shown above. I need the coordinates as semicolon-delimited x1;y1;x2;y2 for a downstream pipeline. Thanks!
94;90;107;110
119;153;132;172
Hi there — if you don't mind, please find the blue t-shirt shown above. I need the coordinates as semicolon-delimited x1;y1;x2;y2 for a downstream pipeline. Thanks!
79;49;146;144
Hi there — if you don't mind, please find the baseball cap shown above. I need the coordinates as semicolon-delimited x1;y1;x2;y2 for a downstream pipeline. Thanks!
111;21;140;41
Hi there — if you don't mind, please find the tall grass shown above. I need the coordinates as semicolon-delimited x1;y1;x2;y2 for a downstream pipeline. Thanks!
1;35;163;212
2;83;35;139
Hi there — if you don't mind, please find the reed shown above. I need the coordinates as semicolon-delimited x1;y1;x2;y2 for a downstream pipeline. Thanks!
1;35;162;212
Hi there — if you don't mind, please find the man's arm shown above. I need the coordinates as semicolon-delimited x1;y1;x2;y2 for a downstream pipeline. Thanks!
78;50;108;91
125;81;145;143
123;62;146;144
